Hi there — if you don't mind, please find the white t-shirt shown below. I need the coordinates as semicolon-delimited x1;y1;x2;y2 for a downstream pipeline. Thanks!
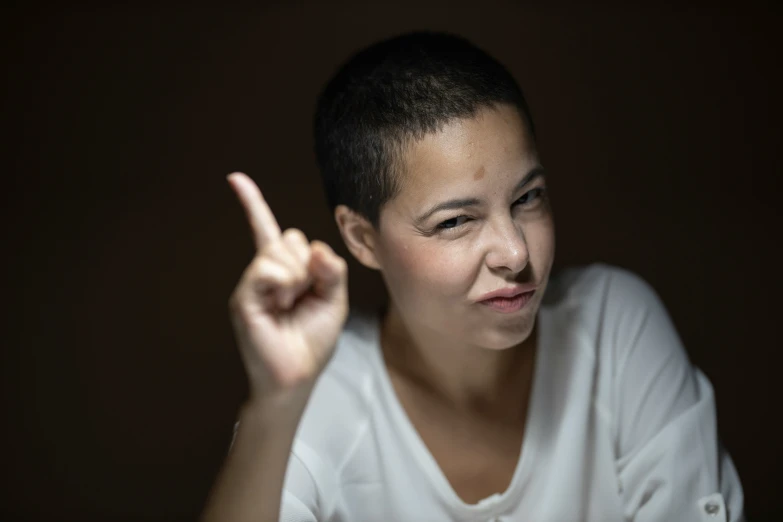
277;263;744;522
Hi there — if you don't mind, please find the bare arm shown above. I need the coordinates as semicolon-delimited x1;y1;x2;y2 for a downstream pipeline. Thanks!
201;390;311;522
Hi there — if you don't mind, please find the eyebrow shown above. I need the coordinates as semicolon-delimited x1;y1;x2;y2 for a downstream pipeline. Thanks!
414;166;546;225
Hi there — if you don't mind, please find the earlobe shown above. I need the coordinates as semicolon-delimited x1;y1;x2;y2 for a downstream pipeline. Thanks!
334;205;382;270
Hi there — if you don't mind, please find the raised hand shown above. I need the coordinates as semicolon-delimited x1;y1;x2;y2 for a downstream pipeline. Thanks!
226;172;349;398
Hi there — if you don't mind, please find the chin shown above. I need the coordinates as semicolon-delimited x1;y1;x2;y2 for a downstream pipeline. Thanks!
473;317;535;350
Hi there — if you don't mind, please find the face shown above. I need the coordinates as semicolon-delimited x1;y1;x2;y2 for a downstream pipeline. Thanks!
372;103;555;350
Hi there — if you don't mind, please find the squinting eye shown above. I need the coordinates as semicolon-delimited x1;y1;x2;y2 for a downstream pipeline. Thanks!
436;216;470;230
516;187;544;206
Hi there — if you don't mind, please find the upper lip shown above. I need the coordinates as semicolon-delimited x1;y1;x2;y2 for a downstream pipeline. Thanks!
476;284;537;302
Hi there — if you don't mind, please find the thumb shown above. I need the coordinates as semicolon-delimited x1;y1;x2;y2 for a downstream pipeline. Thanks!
309;241;348;301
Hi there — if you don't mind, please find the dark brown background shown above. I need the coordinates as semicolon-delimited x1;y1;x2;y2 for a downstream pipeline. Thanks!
3;3;781;521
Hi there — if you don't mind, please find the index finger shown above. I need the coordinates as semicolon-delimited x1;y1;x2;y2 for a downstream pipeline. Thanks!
227;172;281;249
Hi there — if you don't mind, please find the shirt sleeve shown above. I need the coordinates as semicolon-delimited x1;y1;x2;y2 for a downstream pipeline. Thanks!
279;440;339;522
226;423;338;522
605;269;744;522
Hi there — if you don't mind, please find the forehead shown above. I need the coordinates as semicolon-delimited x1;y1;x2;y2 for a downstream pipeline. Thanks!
393;104;539;204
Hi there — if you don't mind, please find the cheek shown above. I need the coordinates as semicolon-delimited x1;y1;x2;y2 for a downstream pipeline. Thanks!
381;238;477;298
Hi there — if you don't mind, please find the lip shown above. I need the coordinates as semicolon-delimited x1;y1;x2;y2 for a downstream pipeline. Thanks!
476;284;537;302
478;289;535;314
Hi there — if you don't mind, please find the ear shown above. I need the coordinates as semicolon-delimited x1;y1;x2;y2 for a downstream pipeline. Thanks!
334;205;382;270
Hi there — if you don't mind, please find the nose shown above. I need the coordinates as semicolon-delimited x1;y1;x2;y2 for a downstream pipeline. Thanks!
484;218;529;274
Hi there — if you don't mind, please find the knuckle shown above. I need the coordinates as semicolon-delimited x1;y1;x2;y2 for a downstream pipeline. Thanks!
283;228;308;243
249;256;269;275
267;240;303;266
281;272;298;289
249;257;282;282
281;228;296;238
259;240;283;259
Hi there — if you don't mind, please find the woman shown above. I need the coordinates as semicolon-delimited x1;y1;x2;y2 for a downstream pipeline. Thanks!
202;32;743;521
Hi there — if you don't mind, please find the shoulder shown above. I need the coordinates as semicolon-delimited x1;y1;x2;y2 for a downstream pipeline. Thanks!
544;262;661;309
542;263;675;364
544;262;665;324
292;309;380;474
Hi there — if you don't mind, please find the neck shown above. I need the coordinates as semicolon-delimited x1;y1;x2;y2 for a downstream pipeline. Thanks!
380;302;537;419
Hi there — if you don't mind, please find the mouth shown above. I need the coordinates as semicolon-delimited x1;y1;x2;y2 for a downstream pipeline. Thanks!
476;284;537;314
478;290;535;313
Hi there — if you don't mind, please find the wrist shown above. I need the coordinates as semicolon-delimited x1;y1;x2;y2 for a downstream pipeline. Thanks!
241;381;315;423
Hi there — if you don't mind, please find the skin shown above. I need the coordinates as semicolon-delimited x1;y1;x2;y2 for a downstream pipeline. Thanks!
336;103;556;502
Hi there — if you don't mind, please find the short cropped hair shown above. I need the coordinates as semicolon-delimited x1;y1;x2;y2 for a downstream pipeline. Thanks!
313;31;536;226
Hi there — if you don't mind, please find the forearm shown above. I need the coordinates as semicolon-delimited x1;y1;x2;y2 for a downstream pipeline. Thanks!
201;386;314;522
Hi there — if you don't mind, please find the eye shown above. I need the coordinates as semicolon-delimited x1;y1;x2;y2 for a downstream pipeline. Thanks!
515;187;545;207
436;215;470;231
